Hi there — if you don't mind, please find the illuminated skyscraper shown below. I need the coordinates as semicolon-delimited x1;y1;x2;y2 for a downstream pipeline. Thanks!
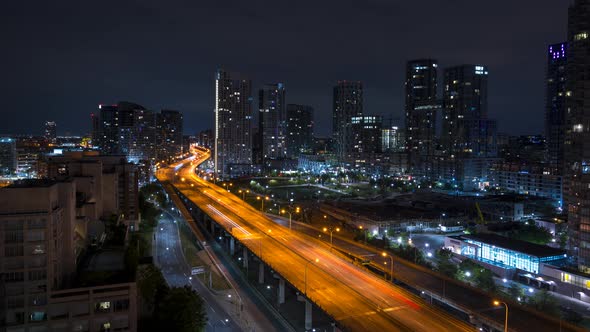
333;81;363;162
157;110;184;160
564;0;590;272
0;137;16;175
350;115;383;161
44;121;57;144
286;104;314;158
405;59;439;174
214;69;253;178
259;83;287;161
442;64;496;158
545;42;568;171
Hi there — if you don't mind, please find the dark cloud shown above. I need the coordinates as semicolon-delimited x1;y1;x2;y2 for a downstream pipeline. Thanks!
0;0;569;136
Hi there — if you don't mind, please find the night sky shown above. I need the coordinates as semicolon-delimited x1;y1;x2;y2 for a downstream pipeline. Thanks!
1;0;569;137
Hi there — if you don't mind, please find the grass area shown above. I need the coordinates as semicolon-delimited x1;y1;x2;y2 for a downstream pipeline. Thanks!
177;222;231;291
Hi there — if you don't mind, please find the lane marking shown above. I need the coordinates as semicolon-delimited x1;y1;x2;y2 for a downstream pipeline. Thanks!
206;204;251;236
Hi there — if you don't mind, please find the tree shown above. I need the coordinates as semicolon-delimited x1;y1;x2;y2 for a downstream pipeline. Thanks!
510;224;552;245
507;283;524;301
528;289;559;315
434;249;458;278
457;259;496;292
137;264;168;316
156;286;207;332
474;268;496;293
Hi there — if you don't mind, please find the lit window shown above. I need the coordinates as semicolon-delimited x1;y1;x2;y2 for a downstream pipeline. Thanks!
574;124;584;133
574;32;588;41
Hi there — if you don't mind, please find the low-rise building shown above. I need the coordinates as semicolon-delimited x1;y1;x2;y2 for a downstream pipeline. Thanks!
491;162;562;208
445;233;567;277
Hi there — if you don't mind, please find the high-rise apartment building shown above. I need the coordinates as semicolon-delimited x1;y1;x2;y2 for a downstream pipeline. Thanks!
382;126;405;153
350;115;383;161
44;121;57;144
405;59;439;173
333;81;363;162
46;151;140;228
259;83;287;161
0;180;77;325
564;0;590;272
214;69;253;178
0;137;17;175
94;103;182;164
0;179;137;331
442;65;496;158
157;110;184;160
546;42;568;171
286;104;314;158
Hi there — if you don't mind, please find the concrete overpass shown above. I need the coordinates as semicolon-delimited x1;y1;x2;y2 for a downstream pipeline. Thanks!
156;149;474;332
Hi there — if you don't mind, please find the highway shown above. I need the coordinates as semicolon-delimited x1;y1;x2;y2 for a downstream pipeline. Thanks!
157;149;475;332
154;205;240;332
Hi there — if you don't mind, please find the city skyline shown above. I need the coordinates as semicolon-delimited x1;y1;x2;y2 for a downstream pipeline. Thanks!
1;0;569;137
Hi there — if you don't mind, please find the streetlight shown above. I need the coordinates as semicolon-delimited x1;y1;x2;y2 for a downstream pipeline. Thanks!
382;252;394;281
281;209;294;230
238;189;250;201
359;226;367;244
256;196;269;211
304;258;319;296
323;227;340;249
493;300;508;332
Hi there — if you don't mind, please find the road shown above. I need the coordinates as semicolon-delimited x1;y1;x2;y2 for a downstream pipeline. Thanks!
266;215;585;332
154;205;240;332
157;149;475;332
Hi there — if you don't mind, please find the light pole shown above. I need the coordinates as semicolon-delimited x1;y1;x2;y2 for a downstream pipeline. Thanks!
281;210;293;230
256;196;269;212
238;189;250;201
359;226;367;244
493;300;508;332
382;252;394;281
304;258;319;296
323;227;340;249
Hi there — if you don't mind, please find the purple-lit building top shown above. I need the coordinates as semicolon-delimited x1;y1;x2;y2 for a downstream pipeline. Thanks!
548;42;567;60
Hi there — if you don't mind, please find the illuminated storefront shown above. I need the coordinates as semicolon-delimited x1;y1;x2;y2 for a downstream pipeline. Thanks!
445;233;567;274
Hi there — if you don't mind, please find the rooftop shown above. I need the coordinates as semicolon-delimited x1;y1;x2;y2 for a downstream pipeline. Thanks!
460;233;566;258
7;179;58;188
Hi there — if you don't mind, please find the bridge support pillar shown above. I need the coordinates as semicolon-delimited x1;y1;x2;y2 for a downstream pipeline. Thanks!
277;277;285;304
258;261;264;284
210;219;215;235
229;237;235;255
305;299;312;331
243;247;249;269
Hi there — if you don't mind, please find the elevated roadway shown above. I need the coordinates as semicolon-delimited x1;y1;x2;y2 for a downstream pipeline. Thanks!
157;149;474;332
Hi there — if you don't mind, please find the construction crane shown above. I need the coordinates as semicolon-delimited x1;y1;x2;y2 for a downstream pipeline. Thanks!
475;202;485;224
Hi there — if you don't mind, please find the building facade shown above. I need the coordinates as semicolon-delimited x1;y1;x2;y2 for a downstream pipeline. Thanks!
0;137;17;175
45;152;140;229
0;180;137;331
405;59;439;174
564;0;590;272
445;234;567;276
156;110;184;161
545;42;568;171
492;162;563;207
214;69;253;178
286;104;314;158
333;81;363;163
44;121;57;144
259;83;287;161
442;65;496;158
350;115;383;163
